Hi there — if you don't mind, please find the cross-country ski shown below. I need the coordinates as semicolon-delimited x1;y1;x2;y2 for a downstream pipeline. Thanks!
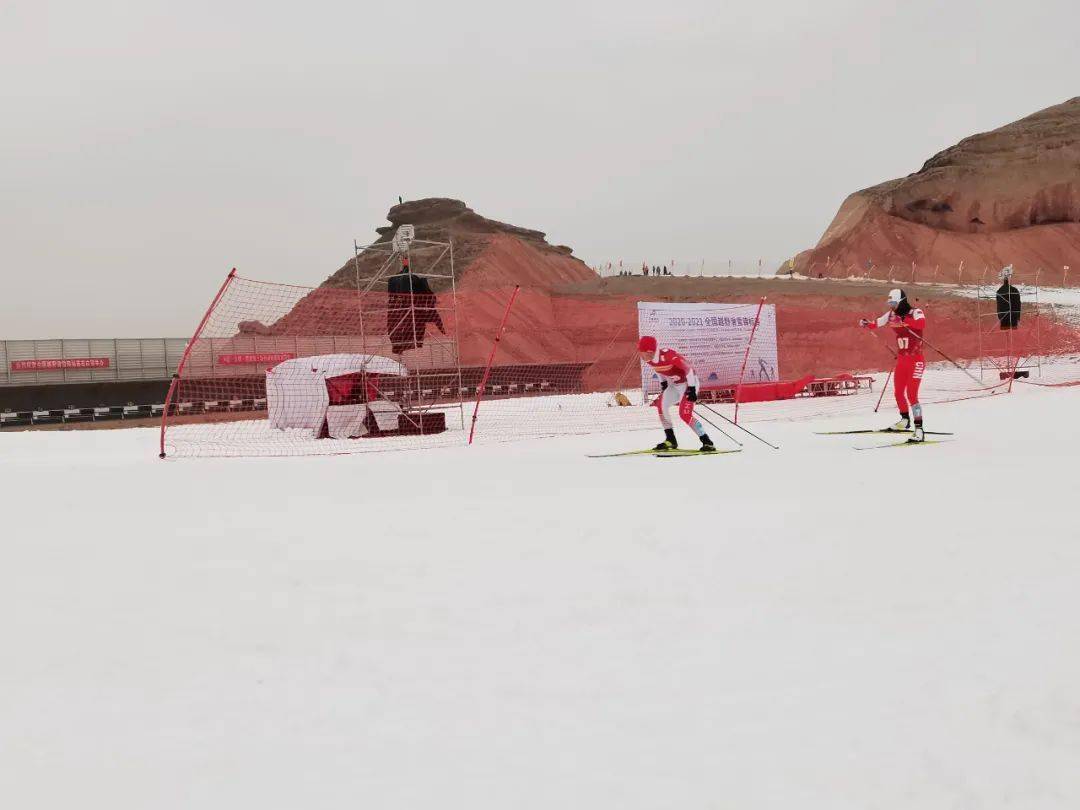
854;438;955;450
587;447;742;458
815;428;954;436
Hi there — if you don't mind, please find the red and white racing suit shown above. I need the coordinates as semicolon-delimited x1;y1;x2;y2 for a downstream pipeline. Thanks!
867;309;926;413
644;347;706;436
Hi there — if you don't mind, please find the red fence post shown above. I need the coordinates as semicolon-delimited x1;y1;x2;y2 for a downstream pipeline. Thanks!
734;296;767;425
468;286;520;445
159;268;237;458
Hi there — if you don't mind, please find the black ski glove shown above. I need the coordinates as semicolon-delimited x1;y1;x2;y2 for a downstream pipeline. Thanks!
686;385;698;402
660;380;668;391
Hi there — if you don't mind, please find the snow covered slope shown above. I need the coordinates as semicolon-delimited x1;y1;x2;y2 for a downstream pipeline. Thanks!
2;381;1078;808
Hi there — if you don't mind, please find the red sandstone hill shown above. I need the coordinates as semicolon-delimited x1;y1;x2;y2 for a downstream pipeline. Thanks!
321;198;597;292
245;199;601;368
786;98;1080;285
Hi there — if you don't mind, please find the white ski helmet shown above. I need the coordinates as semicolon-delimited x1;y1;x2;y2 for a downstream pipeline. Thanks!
887;288;904;308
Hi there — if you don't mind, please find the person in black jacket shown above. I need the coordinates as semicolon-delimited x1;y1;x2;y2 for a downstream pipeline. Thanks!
387;257;445;355
996;265;1022;330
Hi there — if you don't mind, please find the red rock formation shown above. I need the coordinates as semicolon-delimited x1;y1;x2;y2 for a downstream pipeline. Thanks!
788;98;1080;285
248;199;600;369
457;232;599;290
321;198;596;292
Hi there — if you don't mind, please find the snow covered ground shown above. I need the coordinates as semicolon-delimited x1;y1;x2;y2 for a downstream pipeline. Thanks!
165;364;1042;458
3;379;1079;809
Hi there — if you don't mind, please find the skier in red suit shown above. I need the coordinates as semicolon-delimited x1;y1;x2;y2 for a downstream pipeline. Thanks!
860;288;927;441
637;335;715;451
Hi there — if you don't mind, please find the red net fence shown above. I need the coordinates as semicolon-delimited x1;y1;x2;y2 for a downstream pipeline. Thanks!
161;270;1080;458
159;273;656;457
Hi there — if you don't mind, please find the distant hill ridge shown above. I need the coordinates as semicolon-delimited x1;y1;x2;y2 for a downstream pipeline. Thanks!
788;97;1080;283
321;198;596;292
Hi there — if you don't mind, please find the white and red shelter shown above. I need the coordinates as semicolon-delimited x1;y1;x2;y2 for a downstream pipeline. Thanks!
265;353;407;438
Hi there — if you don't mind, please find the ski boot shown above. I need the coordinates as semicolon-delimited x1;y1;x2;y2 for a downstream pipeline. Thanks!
885;414;910;432
654;428;678;451
908;425;925;443
699;434;717;453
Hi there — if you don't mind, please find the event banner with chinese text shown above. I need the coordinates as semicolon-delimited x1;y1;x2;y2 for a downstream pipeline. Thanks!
637;302;777;394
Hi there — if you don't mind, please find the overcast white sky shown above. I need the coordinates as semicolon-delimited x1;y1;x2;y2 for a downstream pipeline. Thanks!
2;0;1078;338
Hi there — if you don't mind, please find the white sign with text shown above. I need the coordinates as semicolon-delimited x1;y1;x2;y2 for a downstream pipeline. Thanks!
637;301;778;394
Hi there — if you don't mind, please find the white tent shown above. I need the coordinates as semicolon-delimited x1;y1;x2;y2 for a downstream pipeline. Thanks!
266;353;407;438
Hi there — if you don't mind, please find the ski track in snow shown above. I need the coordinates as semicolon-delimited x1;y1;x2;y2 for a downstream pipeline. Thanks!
2;378;1080;808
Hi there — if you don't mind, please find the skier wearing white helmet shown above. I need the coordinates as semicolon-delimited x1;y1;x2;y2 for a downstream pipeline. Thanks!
860;289;927;442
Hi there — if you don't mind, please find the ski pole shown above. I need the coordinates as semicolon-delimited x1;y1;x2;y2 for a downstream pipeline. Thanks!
864;324;898;358
874;369;892;413
883;323;987;389
694;409;743;447
698;402;780;450
918;334;988;389
863;327;897;413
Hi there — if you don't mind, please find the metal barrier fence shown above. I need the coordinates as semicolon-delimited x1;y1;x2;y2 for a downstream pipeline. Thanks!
0;338;188;386
0;334;466;388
